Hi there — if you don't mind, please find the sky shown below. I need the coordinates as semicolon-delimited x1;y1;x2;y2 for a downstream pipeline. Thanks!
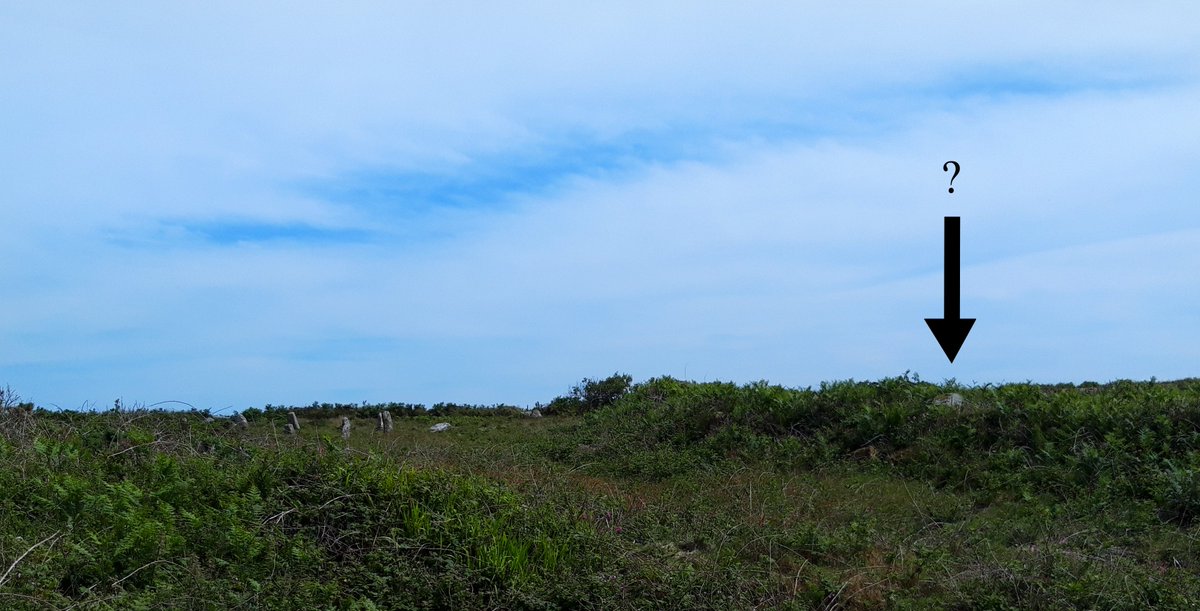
2;3;1199;412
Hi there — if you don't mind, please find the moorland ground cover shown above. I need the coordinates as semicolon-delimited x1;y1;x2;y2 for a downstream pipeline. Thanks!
2;374;1199;609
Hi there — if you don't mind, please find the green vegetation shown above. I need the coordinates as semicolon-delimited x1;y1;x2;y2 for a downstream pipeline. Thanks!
3;374;1200;609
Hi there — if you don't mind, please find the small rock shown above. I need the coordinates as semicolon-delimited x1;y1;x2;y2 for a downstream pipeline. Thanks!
429;422;451;432
528;409;543;418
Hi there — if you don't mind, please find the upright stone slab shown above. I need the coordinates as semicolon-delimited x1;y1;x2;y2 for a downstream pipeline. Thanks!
376;412;386;431
933;393;965;408
341;416;351;440
232;412;249;430
287;411;301;432
383;411;394;432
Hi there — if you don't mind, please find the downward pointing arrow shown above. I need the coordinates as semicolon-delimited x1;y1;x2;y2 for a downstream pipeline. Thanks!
925;216;975;362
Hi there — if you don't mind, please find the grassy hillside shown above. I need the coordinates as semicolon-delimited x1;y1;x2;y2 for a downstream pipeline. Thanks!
2;375;1200;609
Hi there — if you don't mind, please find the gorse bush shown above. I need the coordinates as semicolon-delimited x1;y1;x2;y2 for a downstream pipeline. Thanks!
541;372;633;416
559;375;1200;519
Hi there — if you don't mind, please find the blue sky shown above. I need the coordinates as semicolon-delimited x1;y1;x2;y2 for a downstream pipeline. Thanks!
2;3;1199;411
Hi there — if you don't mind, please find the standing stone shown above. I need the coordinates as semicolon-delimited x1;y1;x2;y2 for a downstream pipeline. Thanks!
287;411;301;432
341;416;351;440
232;412;249;429
375;411;394;432
933;393;965;408
284;423;296;435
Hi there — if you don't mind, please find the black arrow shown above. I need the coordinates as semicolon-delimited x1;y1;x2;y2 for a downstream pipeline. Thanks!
925;216;975;362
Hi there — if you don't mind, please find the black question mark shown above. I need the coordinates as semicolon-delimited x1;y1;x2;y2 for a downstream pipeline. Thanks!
943;161;960;194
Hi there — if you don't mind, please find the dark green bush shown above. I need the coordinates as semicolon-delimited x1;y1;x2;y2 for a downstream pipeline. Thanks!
552;374;1200;524
543;373;633;416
